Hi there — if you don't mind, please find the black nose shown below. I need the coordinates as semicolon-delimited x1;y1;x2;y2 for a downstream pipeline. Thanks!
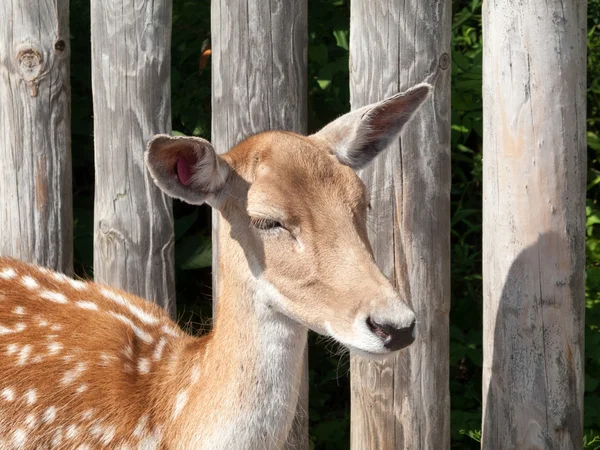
366;317;416;351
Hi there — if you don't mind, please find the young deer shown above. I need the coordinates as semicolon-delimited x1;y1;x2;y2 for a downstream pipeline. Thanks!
0;82;430;449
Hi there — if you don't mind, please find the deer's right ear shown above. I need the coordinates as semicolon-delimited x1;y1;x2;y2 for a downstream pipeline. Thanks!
145;135;230;206
310;83;431;170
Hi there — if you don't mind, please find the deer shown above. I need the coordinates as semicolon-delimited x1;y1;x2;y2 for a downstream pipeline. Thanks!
0;81;431;450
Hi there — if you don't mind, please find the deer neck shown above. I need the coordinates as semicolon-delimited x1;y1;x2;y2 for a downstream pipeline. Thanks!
175;215;307;449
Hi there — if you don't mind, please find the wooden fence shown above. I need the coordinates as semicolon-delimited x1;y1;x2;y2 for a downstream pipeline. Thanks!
0;0;586;449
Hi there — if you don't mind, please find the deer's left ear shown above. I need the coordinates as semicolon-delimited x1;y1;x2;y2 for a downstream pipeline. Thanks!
145;135;230;207
310;83;432;170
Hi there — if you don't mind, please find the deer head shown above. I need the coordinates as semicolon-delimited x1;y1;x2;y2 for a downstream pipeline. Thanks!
145;83;431;358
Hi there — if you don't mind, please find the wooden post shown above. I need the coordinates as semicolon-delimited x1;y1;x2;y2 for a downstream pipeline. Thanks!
0;0;73;275
482;1;586;448
91;1;175;312
349;1;451;449
211;0;308;447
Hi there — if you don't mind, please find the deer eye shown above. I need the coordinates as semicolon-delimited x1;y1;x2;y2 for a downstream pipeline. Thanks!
250;217;284;231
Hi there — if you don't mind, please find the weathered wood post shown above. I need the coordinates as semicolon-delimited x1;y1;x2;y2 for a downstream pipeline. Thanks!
0;1;73;274
91;1;175;312
349;1;452;449
211;0;308;447
482;1;586;448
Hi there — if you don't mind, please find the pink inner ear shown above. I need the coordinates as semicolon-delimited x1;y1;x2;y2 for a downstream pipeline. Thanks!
176;156;193;186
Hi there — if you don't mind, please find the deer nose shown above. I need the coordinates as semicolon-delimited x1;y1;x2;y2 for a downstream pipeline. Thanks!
366;316;416;351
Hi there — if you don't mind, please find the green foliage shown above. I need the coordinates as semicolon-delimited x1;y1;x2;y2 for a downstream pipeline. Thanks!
585;432;600;450
585;0;600;439
67;0;600;448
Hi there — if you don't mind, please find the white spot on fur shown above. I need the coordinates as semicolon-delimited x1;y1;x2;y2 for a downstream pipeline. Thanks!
21;276;39;290
25;414;37;429
76;301;98;311
47;342;63;355
69;279;87;290
153;337;167;361
51;427;64;446
14;323;26;332
90;421;103;437
121;345;134;360
76;445;91;450
0;325;13;335
39;290;68;304
101;425;116;444
66;424;79;438
37;317;48;327
6;344;17;355
81;409;95;420
13;306;25;315
133;414;148;437
32;355;43;363
138;358;150;374
99;352;116;366
190;365;201;384
61;362;87;385
50;324;62;331
0;268;16;280
11;429;26;446
24;388;36;405
172;390;188;419
109;312;154;344
17;344;32;365
162;324;181;337
101;288;160;325
76;384;88;394
139;435;160;450
2;387;15;401
42;406;57;423
52;272;70;283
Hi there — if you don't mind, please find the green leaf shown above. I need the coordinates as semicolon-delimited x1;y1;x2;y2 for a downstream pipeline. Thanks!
308;44;328;67
586;373;600;393
176;234;212;270
174;210;198;240
590;132;600;152
333;29;349;50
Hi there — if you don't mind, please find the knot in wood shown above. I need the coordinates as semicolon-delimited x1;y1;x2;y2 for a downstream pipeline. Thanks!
439;53;450;71
54;40;66;52
16;47;44;82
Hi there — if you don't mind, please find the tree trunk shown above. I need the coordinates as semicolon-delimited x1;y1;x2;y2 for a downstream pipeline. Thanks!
349;1;452;449
482;1;586;448
91;0;175;313
211;0;308;447
0;0;72;275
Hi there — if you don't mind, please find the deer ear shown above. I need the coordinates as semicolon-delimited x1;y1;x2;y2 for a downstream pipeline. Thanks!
145;135;230;206
310;83;432;170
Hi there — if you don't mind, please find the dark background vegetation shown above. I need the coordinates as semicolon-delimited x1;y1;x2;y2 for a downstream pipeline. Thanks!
69;0;600;448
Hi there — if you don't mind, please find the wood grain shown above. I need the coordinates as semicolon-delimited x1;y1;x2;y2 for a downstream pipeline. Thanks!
91;0;175;314
0;0;73;275
482;1;586;448
211;0;308;447
349;1;452;449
